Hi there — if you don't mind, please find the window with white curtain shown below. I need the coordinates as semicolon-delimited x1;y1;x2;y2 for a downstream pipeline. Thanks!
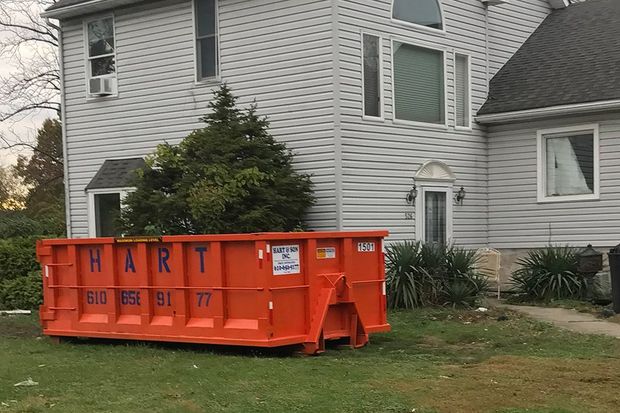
195;0;219;80
454;53;470;128
538;125;599;202
393;42;445;125
392;0;443;30
362;34;382;118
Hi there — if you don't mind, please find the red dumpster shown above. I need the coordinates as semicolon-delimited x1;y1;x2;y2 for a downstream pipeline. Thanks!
37;231;390;354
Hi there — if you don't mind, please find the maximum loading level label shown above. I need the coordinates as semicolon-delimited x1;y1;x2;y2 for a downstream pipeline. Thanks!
272;245;300;275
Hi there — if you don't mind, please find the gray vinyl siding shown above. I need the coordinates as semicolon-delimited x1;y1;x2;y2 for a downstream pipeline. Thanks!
488;112;620;249
487;0;551;77
61;0;335;237
337;0;496;247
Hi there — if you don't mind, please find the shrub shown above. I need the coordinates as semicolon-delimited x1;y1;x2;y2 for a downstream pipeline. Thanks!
0;210;64;238
0;237;40;283
385;241;439;309
0;271;42;310
385;242;486;309
121;84;314;235
511;246;588;301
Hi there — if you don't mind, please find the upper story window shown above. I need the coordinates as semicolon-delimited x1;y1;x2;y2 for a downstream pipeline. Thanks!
537;125;599;203
362;33;382;119
194;0;219;81
454;53;471;128
393;41;445;126
393;0;443;30
86;17;117;97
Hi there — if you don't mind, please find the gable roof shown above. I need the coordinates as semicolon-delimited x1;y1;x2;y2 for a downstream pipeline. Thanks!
42;0;143;19
85;158;145;190
478;0;620;117
45;0;90;12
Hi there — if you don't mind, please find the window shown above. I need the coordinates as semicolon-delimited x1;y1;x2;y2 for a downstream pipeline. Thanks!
393;42;445;125
88;189;132;237
86;17;116;95
195;0;219;80
392;0;443;30
362;33;382;119
454;53;470;128
537;125;599;202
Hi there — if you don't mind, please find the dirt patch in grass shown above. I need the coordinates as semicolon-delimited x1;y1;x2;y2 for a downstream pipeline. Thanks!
382;355;620;413
0;315;41;338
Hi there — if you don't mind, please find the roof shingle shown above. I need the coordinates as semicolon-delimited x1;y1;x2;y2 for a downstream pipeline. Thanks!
85;158;145;190
478;0;620;116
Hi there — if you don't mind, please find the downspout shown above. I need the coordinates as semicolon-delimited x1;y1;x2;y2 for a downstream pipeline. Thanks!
47;17;72;238
331;0;343;230
483;4;490;248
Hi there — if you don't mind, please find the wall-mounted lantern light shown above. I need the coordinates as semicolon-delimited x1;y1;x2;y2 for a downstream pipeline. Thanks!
405;181;418;206
454;186;466;206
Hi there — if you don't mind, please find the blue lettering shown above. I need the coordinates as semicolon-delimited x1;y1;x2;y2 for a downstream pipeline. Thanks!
195;247;207;273
89;248;101;272
158;247;171;273
125;249;136;273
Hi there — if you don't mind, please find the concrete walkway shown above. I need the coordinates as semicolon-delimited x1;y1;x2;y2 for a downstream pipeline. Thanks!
493;302;620;338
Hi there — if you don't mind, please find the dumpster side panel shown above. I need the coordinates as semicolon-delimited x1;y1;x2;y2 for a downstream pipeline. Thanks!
38;231;390;351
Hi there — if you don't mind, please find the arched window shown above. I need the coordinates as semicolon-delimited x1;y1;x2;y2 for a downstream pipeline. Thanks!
392;0;443;30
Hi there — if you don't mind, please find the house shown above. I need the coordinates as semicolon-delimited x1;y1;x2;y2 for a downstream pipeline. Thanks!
42;0;620;280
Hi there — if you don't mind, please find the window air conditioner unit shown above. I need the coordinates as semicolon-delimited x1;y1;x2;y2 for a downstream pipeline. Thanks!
89;77;116;96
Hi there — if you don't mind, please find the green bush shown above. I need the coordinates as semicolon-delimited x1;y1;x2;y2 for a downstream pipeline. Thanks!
385;241;438;309
0;271;42;310
0;210;64;238
0;237;40;282
121;85;314;235
511;246;588;301
385;242;486;309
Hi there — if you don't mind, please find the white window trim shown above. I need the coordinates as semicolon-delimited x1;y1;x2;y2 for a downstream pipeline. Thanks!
87;187;134;237
390;0;447;35
390;38;449;130
192;0;221;85
360;31;384;122
536;123;600;203
415;183;454;244
453;52;472;131
83;14;118;100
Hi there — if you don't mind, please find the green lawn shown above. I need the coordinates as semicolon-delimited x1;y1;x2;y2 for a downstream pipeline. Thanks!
1;308;619;413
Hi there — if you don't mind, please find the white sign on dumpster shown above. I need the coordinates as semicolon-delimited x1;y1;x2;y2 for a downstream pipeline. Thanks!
272;245;301;275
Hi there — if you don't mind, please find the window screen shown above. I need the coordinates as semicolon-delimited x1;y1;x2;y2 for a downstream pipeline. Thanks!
545;133;594;197
455;54;469;128
393;42;444;124
195;0;218;80
424;191;446;245
393;0;443;30
95;193;121;237
87;18;115;78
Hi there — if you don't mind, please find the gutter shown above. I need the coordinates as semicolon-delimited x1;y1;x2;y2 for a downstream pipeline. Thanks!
41;0;141;19
476;99;620;124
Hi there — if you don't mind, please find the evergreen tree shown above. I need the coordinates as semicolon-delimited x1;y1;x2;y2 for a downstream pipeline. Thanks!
121;85;314;235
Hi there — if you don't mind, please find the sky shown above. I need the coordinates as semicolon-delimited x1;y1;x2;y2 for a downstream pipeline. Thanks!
0;7;57;168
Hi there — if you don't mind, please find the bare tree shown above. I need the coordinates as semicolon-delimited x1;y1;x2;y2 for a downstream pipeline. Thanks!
0;0;60;158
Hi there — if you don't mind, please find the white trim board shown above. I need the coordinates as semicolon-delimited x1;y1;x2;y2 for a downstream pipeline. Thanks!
477;99;620;124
